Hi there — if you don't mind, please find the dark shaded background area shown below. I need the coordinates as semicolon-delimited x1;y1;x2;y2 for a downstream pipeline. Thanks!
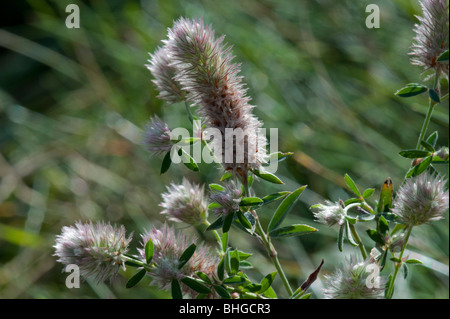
0;0;448;299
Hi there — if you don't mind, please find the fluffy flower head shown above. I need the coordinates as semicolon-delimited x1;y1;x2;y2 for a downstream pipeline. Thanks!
209;181;243;216
392;172;448;226
312;200;346;227
143;115;173;157
323;256;386;299
409;0;449;78
160;178;208;225
138;223;218;297
54;221;132;283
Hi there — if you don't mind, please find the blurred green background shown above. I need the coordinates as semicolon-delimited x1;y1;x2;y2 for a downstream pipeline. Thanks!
0;0;448;299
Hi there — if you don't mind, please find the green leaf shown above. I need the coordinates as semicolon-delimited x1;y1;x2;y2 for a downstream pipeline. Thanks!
214;285;231;299
429;89;440;103
344;174;361;197
269;224;317;238
259;271;278;293
263;151;293;165
252;169;284;184
344;221;359;247
239;261;253;269
338;224;344;252
378;215;389;235
239;197;263;206
223;276;248;285
126;269;146;288
220;171;233;181
262;286;277;299
362;188;375;199
160;151;172;174
195;271;212;284
236;250;252;261
236;211;253;229
206;216;224;231
181;276;211;294
222;211;235;233
171;279;183;299
180;148;199;172
398;149;431;159
261;191;290;205
221;232;228;252
230;249;240;275
437;49;449;62
395;84;428;97
385;274;394;299
267;185;307;232
402;263;409;279
420;140;435;153
209;183;225;191
366;229;385;246
144;238;154;264
124;260;142;268
178;244;196;269
217;257;225;281
406;155;432;178
426;131;438;148
405;259;423;265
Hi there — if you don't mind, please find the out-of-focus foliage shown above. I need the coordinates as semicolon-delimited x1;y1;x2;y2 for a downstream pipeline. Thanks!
0;0;448;299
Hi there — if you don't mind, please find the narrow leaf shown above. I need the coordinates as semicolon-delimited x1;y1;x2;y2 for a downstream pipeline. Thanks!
178;243;196;269
437;49;449;61
406;155;432;178
267;185;307;232
209;183;225;191
214;285;231;299
378;215;389;235
362;188;375;199
222;211;235;233
429;89;440;103
399;149;431;159
144;238;154;264
338;224;344;252
344;174;361;197
220;171;233;181
236;211;253;229
195;271;212;284
181;276;211;294
395;84;428;97
252;169;284;184
344;221;359;247
171;279;183;299
160;151;172;174
180;149;199;172
126;269;146;288
420;140;435;153
262;191;290;205
239;197;264;206
426;131;438;148
259;271;278;293
206;216;224;231
269;224;318;238
405;259;422;265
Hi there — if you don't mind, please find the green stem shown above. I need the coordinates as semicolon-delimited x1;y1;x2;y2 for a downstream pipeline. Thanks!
241;175;293;297
122;255;153;272
386;225;413;299
348;222;368;260
203;220;222;249
254;216;294;297
415;72;440;150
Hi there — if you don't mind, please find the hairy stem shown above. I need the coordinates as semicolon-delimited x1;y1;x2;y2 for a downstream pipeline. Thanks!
348;222;368;260
386;225;413;299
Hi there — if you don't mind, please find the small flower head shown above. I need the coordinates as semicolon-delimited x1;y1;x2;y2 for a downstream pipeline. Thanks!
409;0;449;78
54;221;132;283
392;172;449;226
138;223;218;297
312;200;346;227
323;256;386;299
163;17;267;176
209;181;243;216
146;46;185;103
143;115;173;157
160;178;208;226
